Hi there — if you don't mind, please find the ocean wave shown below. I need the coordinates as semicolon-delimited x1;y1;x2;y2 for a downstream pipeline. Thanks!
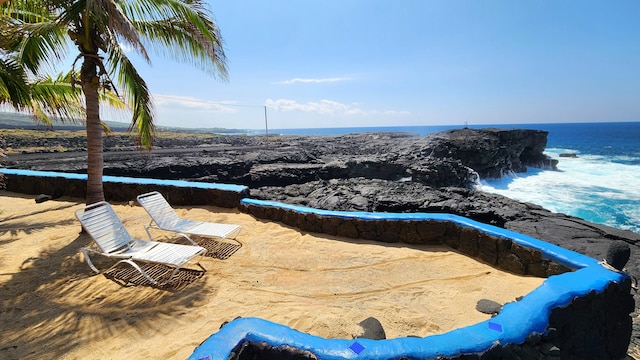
480;150;640;234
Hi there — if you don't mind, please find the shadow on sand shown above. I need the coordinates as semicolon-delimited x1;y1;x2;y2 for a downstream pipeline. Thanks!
0;207;209;359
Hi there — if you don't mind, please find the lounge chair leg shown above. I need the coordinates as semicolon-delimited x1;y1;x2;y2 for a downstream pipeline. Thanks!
143;225;154;241
81;248;101;274
157;262;206;286
116;259;159;285
177;233;198;246
159;267;182;286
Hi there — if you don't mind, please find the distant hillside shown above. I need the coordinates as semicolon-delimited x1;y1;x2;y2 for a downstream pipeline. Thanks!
0;112;247;134
0;112;131;131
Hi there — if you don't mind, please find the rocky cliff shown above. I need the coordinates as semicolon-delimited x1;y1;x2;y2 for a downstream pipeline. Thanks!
6;128;556;188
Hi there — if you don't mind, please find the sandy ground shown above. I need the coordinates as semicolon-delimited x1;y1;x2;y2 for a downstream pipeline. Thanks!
0;190;546;359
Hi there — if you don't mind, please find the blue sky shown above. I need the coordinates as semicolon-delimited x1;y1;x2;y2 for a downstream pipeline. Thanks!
131;1;640;130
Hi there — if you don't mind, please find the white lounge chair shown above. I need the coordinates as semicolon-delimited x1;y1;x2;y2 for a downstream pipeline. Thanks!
136;191;242;243
75;201;207;286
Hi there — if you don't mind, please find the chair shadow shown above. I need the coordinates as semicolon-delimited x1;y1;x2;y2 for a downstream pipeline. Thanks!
102;262;206;292
193;236;243;260
0;230;209;359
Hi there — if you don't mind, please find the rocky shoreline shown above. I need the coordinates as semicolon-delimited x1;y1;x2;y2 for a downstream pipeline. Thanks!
4;127;640;351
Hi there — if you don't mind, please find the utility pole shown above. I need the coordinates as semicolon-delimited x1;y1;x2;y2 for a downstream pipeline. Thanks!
264;106;269;147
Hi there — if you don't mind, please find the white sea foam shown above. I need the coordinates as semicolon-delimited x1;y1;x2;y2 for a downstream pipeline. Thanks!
480;149;640;234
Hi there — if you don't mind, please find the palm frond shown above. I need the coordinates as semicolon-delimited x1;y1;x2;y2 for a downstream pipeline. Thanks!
106;43;154;149
122;0;227;79
0;57;31;108
28;100;53;126
99;87;126;110
102;0;150;62
1;3;69;76
0;0;53;23
28;72;85;124
16;21;69;75
63;0;151;62
100;120;112;134
134;19;227;79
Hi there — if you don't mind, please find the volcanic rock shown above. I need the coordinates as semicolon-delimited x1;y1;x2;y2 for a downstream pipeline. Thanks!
606;241;631;271
7;128;556;188
352;317;387;340
476;299;503;315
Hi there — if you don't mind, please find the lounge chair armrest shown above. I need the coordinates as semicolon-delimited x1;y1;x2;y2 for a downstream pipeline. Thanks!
144;225;198;246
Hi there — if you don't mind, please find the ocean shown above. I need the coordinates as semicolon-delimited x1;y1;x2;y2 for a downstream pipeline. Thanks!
261;122;640;235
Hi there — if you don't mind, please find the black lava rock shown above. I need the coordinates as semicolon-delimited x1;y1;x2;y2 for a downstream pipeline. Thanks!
476;299;503;315
354;317;386;340
606;240;631;271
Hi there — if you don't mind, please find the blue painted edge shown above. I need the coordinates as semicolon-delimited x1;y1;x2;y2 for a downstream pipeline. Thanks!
187;198;627;360
0;168;249;193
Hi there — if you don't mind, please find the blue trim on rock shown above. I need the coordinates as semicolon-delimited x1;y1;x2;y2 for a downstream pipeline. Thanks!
0;168;248;192
188;198;626;360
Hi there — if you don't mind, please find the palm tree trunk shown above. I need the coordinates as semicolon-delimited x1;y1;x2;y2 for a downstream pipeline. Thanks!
81;56;104;205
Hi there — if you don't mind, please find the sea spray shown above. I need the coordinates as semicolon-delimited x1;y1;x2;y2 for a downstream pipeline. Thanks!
480;149;640;234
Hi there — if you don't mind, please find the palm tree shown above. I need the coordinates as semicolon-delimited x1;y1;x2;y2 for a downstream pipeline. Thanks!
1;0;228;204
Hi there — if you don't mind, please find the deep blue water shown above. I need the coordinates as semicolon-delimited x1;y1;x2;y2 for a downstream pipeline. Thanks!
254;122;640;234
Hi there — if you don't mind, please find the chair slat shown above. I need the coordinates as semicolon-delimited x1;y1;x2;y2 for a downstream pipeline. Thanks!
137;191;242;240
75;201;206;286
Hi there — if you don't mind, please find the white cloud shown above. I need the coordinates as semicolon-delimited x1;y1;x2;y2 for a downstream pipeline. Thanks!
265;98;410;117
273;77;351;85
265;99;348;114
153;94;237;113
